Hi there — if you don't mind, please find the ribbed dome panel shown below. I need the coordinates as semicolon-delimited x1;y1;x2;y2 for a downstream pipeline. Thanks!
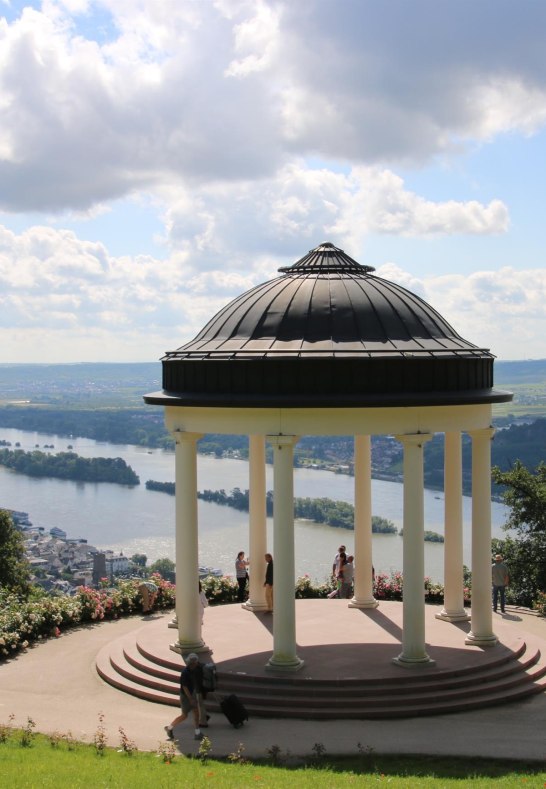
173;270;480;358
153;242;507;407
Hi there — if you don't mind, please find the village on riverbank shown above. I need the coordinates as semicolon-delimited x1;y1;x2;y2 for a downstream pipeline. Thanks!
6;509;130;595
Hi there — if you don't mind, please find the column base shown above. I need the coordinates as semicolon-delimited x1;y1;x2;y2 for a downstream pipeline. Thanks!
348;597;379;609
465;632;498;647
435;609;471;622
265;655;305;672
393;653;436;668
169;640;210;656
241;601;268;612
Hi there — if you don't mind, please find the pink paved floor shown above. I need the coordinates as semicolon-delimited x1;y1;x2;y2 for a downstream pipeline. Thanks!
136;599;528;680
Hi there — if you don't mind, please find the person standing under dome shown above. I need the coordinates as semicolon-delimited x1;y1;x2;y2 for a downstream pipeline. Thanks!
264;553;273;612
235;551;249;602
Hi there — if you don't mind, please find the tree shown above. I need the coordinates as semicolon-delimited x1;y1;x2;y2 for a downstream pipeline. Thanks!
0;509;31;595
130;553;148;568
491;462;546;607
149;557;175;581
492;461;546;534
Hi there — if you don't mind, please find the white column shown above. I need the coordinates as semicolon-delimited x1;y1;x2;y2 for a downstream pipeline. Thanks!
172;430;208;654
393;433;435;667
266;434;304;672
349;434;378;609
436;431;470;622
466;427;497;647
243;434;267;611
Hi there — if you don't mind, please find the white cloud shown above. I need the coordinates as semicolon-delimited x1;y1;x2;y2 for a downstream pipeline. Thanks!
224;0;280;77
1;221;543;362
0;1;544;363
0;223;260;361
161;165;509;272
0;1;545;212
379;264;546;359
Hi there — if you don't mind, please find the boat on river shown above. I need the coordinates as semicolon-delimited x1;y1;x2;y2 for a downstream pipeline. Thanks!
199;566;223;578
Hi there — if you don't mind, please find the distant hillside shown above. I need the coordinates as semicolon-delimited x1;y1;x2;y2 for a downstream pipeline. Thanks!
0;359;545;423
0;362;160;407
494;359;546;384
419;418;546;495
492;359;546;422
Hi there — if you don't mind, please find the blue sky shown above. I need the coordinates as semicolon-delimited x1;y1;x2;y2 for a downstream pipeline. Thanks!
0;0;545;362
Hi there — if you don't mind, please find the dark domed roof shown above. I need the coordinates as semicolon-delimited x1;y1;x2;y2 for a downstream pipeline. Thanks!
173;242;482;359
146;242;512;408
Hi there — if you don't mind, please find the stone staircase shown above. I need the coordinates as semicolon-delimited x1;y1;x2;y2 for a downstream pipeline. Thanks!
96;627;546;719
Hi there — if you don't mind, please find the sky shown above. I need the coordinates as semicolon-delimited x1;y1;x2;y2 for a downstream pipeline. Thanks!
0;0;545;363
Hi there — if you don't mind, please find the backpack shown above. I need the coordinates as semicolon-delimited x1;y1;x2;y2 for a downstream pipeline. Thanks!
201;662;218;692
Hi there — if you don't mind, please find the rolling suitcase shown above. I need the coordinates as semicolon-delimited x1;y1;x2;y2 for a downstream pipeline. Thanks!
220;694;248;728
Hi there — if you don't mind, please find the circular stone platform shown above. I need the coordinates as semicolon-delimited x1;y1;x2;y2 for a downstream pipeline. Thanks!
96;600;546;719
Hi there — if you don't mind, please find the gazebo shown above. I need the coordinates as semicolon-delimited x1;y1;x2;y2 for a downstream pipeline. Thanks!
144;242;513;671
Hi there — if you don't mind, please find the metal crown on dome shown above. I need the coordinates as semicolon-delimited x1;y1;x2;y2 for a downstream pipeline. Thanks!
278;242;375;274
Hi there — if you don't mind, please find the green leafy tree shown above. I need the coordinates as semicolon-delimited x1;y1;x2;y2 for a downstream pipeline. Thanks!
0;509;31;595
492;461;546;534
130;553;147;568
492;462;546;607
149;557;175;581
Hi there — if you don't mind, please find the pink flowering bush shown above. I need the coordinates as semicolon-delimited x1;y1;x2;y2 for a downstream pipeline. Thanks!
374;571;403;600
76;586;106;621
0;576;176;662
150;573;176;609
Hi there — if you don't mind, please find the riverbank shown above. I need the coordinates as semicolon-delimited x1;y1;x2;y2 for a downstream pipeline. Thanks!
0;427;509;584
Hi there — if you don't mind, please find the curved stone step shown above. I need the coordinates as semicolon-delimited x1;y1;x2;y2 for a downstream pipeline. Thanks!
96;630;546;718
105;638;528;700
217;644;539;699
96;648;178;707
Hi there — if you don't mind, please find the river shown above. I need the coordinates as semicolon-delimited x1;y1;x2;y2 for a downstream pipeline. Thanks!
0;427;509;583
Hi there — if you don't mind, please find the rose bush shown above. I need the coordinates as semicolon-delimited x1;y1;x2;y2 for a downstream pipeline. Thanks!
0;575;175;661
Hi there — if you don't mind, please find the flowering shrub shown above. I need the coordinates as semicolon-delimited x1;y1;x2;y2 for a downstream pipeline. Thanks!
201;574;238;604
424;577;444;604
76;587;106;621
295;574;336;598
150;573;176;609
0;575;175;661
374;571;403;601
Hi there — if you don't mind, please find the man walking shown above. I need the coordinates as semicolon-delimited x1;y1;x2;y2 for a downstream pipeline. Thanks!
165;653;206;742
492;554;510;614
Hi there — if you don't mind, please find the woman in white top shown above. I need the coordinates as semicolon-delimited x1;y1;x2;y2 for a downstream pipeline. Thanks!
235;551;249;602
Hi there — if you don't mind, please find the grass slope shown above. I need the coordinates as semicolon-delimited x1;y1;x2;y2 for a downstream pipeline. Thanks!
0;732;544;788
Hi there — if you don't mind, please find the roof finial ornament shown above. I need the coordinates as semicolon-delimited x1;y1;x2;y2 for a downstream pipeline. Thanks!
278;241;375;274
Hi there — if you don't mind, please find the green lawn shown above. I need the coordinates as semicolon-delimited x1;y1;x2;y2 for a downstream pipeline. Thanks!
0;731;544;788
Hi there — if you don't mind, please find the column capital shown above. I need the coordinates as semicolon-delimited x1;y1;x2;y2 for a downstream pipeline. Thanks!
267;434;299;448
172;430;204;445
467;426;495;441
394;432;432;448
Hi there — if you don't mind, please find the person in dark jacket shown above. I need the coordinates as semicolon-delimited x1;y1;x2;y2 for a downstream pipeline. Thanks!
165;653;205;742
264;553;273;612
492;554;510;613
